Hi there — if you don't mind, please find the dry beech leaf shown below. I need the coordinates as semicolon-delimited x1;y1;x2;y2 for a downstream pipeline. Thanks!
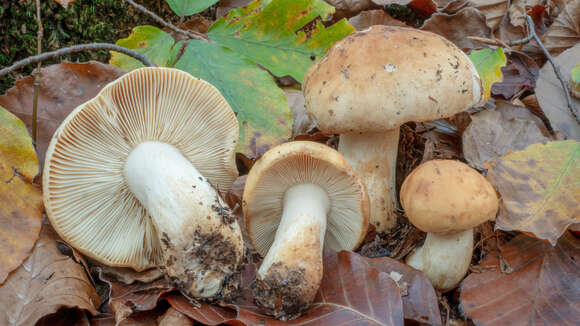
460;233;580;325
348;9;408;30
509;0;543;27
491;50;539;99
282;87;315;137
542;0;580;56
172;251;405;325
364;257;442;325
536;43;580;140
99;273;174;324
0;61;125;165
158;307;193;326
421;7;491;50
0;224;100;326
95;265;163;285
0;107;42;284
437;0;509;30
324;0;379;19
462;102;550;169
485;140;580;245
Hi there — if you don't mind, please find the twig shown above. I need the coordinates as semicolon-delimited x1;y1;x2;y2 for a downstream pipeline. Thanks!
124;0;209;41
0;43;154;77
507;16;579;124
32;0;43;144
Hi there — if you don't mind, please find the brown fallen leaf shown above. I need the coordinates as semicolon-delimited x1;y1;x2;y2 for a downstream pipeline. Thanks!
541;0;580;56
282;87;315;137
491;50;539;99
421;7;491;50
364;256;442;325
372;0;437;15
0;107;43;284
166;295;238;325
348;9;409;30
462;102;550;169
508;0;543;28
158;307;193;326
535;43;580;140
485;140;580;245
0;224;100;326
460;232;580;325
94;265;163;285
324;0;380;19
436;0;509;30
99;273;174;324
0;61;125;165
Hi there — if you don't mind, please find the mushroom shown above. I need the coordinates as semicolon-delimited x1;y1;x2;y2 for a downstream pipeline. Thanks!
400;160;498;291
243;141;369;320
43;67;244;300
303;26;483;233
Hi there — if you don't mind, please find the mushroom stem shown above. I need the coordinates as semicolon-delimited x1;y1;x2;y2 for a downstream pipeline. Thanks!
406;228;473;292
338;129;399;232
124;141;243;300
253;184;330;320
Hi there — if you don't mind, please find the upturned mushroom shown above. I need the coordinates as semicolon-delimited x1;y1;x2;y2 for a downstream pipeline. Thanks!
43;67;244;300
243;141;369;320
303;26;483;233
400;160;498;291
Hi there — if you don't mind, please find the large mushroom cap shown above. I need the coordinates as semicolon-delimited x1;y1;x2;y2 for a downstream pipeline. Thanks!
43;67;239;271
400;160;498;234
243;141;369;256
303;26;483;133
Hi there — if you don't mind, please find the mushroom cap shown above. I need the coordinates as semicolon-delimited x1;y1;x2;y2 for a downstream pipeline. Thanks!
243;141;369;257
303;26;483;134
43;67;239;271
400;160;498;234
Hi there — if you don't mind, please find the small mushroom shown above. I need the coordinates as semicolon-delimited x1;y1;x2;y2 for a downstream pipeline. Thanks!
243;141;369;320
400;160;498;291
303;26;483;233
43;67;244;300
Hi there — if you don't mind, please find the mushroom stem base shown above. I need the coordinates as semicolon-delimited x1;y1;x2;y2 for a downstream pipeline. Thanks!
406;229;473;292
339;129;399;233
253;184;329;320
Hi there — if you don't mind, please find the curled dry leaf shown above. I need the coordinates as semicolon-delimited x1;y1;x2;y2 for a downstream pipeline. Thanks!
535;43;580;140
421;7;491;50
0;224;100;326
462;102;550;169
508;0;543;28
99;273;174;324
541;0;580;56
0;61;125;164
485;140;580;245
158;307;193;326
282;87;316;137
348;9;408;30
324;0;380;19
0;107;42;284
436;0;509;30
460;233;580;325
364;256;442;325
95;265;163;285
491;50;539;99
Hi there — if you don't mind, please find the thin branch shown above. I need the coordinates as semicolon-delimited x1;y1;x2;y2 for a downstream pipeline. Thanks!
0;43;154;77
124;0;209;41
32;0;43;144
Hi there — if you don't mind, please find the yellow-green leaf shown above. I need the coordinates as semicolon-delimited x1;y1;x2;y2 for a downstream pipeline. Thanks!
207;0;355;82
468;48;507;100
166;0;219;17
485;140;580;245
174;40;291;157
0;106;42;284
110;25;176;71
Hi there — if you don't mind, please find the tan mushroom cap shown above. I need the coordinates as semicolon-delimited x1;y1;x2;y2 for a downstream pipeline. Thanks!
243;141;369;256
400;160;498;234
43;67;239;271
303;26;483;133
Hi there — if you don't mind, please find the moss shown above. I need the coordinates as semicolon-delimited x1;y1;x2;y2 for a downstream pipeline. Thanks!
0;0;177;94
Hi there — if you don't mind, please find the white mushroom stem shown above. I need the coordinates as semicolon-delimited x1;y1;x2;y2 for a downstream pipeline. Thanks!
124;141;243;299
254;184;330;320
338;129;399;232
406;228;473;292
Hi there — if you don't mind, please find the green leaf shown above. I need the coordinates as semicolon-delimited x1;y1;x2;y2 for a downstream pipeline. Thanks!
468;48;507;101
207;0;355;83
571;61;580;83
110;26;175;71
174;40;291;157
166;0;219;17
